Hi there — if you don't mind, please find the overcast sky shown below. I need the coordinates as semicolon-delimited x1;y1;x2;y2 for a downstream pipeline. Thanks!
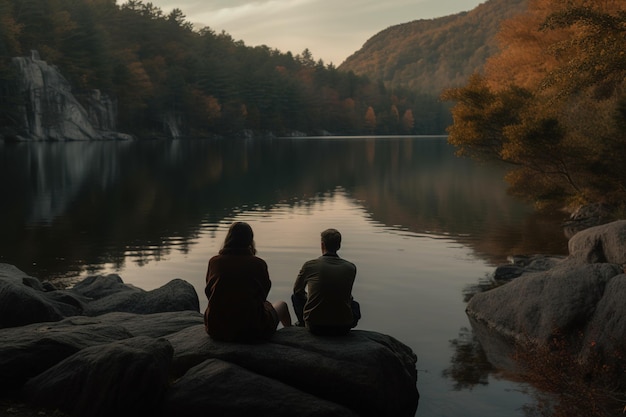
129;0;486;65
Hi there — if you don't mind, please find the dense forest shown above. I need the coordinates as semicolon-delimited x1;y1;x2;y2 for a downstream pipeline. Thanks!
339;0;528;95
0;0;451;138
443;0;626;211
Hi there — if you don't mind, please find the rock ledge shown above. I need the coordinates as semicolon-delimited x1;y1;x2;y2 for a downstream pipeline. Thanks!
0;264;419;417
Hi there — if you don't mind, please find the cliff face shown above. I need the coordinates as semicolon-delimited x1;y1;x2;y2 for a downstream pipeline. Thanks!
11;51;131;141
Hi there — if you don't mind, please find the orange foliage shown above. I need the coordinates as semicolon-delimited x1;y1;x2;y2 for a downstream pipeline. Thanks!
191;91;221;123
402;109;414;134
486;0;626;92
364;106;376;133
126;61;154;100
340;0;527;95
446;0;626;207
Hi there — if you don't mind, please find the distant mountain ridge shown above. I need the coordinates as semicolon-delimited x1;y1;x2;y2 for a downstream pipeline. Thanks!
339;0;528;95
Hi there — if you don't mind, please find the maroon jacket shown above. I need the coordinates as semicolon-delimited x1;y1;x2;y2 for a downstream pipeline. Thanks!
203;249;274;342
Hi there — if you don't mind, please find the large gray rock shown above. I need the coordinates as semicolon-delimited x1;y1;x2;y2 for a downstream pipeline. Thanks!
467;220;626;372
0;277;64;327
568;219;626;264
12;50;98;141
23;336;173;417
11;50;131;141
164;358;359;417
0;264;418;417
581;274;626;359
72;274;200;316
1;312;418;417
165;326;418;417
0;264;84;327
467;260;621;344
0;311;203;392
0;318;133;390
92;311;204;338
0;265;200;329
70;273;137;299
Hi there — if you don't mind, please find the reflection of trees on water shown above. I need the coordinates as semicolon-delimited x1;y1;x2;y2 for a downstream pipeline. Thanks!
0;137;568;281
1;137;597;415
447;271;626;417
445;277;540;414
443;273;509;392
441;327;494;390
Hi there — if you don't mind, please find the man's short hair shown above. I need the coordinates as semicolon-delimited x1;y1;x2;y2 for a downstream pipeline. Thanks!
321;228;341;252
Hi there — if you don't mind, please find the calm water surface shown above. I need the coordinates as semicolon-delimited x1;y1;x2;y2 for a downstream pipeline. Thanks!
0;137;570;417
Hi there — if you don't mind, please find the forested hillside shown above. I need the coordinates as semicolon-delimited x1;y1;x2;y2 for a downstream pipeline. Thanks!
0;0;452;138
339;0;528;95
443;0;626;210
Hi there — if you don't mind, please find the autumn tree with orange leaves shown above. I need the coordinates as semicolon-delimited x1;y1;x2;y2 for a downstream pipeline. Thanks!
443;0;626;210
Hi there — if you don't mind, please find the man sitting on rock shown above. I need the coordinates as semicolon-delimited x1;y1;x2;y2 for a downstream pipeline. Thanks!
292;228;360;336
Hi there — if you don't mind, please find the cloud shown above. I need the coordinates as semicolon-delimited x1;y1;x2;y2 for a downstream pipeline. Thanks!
118;0;484;64
163;0;315;25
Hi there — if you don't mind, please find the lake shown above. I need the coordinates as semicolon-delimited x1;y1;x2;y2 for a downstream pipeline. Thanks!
0;136;570;416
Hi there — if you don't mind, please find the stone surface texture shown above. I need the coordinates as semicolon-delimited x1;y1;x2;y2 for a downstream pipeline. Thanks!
0;263;419;417
467;220;626;371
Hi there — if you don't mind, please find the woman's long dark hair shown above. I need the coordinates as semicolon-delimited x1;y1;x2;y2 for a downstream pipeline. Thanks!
220;222;257;255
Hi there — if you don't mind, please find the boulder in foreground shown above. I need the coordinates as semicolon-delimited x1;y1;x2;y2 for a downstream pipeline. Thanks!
0;266;200;329
0;264;419;417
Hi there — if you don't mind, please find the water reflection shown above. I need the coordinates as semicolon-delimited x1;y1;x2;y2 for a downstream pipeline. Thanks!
0;137;578;416
442;327;494;391
443;270;626;417
0;137;568;281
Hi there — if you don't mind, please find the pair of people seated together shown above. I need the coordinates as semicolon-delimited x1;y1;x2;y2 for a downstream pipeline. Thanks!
203;222;360;342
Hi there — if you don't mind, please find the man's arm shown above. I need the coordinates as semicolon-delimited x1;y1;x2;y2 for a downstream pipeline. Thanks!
292;265;308;325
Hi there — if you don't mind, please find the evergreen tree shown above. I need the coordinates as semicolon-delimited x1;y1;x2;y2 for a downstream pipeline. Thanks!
0;0;435;138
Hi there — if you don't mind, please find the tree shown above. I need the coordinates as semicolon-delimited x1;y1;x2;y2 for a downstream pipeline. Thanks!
364;106;376;133
390;104;400;131
297;48;315;68
167;8;192;31
0;0;433;138
401;109;414;134
0;0;21;57
0;0;22;132
444;0;626;209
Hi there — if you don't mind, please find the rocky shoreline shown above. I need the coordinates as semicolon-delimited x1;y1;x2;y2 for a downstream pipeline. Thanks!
467;220;626;376
4;217;624;416
0;265;419;417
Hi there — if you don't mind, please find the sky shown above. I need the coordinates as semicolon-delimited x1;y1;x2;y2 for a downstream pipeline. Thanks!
129;0;486;65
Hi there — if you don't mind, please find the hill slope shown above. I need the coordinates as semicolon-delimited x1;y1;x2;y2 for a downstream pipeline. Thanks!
339;0;528;95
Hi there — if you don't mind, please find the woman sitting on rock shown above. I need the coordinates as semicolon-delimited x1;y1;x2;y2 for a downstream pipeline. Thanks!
204;222;291;342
